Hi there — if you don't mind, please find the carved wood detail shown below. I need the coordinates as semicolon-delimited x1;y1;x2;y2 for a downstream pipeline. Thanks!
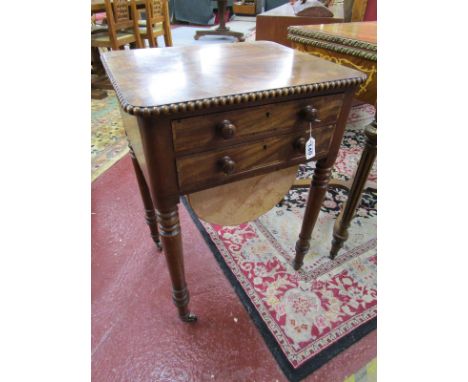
101;54;366;117
294;160;333;270
288;35;377;61
288;26;377;53
156;206;197;322
330;121;377;259
156;210;181;237
128;144;162;250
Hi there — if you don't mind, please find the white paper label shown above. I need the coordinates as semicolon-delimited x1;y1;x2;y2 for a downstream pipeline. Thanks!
305;136;316;160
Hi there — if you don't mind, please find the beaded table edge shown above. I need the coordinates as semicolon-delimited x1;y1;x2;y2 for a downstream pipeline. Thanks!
288;35;377;62
101;54;367;117
288;26;377;53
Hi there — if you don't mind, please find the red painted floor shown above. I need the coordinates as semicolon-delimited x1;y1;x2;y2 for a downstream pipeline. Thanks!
92;155;376;382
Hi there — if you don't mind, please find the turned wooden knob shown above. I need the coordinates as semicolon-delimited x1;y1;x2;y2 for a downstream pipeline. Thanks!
301;105;321;123
217;120;237;139
218;156;236;174
294;137;306;152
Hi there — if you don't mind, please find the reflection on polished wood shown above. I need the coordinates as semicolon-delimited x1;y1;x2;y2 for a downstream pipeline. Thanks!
101;41;366;321
102;42;364;109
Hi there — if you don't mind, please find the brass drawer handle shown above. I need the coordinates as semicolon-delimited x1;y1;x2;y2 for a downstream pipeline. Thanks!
218;156;236;174
217;120;237;139
294;137;306;153
300;105;321;124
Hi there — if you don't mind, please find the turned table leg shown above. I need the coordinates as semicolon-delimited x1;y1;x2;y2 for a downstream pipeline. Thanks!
129;145;162;250
330;121;377;259
294;159;333;270
157;205;197;322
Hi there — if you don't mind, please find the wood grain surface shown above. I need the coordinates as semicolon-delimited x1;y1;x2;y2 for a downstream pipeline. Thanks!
101;41;366;109
290;21;376;44
176;125;335;193
103;40;363;320
188;166;299;225
172;94;343;153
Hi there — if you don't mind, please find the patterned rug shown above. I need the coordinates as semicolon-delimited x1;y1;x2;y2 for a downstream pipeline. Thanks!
297;104;376;188
184;104;376;382
91;91;128;181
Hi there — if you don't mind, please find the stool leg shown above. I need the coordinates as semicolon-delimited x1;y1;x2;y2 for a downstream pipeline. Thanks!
129;144;162;250
157;206;197;323
330;121;377;259
91;47;105;75
294;159;333;270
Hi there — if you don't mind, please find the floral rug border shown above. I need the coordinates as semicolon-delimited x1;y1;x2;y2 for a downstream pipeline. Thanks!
181;197;376;382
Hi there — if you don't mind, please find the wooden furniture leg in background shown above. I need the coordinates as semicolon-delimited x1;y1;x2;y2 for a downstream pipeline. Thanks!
194;0;244;41
92;46;116;99
91;47;108;99
92;46;105;75
294;159;333;270
156;204;197;322
330;120;377;259
129;145;162;250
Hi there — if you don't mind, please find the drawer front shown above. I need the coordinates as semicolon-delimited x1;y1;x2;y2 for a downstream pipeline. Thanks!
172;94;343;154
176;124;335;192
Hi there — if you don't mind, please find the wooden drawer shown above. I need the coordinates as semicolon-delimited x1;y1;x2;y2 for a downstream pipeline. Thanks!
176;124;335;192
172;94;343;154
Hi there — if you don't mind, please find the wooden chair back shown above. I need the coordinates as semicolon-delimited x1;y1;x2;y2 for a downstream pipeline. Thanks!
143;0;172;47
146;0;164;23
103;0;142;49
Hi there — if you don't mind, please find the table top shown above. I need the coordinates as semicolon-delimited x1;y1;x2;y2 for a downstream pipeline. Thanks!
101;41;366;115
289;22;376;45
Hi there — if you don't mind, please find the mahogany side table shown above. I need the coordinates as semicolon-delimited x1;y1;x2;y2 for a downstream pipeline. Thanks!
288;22;377;259
102;41;366;322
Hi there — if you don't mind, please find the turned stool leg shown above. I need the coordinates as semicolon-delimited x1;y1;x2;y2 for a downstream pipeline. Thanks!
157;206;197;323
330;121;377;259
129;145;162;250
294;159;333;270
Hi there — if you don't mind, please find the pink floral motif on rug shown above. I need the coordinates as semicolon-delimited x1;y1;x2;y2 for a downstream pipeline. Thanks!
191;104;377;371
